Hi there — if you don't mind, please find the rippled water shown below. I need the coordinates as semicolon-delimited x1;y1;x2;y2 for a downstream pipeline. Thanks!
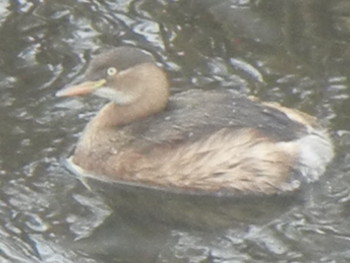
1;0;350;262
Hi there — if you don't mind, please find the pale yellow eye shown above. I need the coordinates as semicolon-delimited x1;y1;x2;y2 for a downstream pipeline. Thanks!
107;67;117;76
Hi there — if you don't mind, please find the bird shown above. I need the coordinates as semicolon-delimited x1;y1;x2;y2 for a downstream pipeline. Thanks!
56;46;334;196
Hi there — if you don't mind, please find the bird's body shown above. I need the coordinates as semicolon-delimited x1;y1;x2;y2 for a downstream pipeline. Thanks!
57;47;334;195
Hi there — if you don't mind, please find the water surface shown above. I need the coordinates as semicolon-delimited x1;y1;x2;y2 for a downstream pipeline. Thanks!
1;0;350;262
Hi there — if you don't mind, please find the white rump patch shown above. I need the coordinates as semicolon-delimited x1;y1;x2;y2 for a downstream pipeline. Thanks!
294;129;334;182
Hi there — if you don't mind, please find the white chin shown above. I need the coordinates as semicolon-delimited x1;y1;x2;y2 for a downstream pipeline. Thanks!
94;87;133;105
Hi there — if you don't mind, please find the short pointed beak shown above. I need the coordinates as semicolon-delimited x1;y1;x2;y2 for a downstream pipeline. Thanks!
56;79;106;97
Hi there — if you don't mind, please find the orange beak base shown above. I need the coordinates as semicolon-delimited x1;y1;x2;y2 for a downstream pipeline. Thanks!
56;79;106;97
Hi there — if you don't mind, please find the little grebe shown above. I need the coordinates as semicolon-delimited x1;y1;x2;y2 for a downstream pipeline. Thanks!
57;47;334;195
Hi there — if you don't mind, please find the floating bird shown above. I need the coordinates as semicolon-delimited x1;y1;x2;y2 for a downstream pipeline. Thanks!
57;47;334;195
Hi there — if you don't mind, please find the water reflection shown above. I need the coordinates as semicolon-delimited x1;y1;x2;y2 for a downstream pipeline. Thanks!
0;0;350;262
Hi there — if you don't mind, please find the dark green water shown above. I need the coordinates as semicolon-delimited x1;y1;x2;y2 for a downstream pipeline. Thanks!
1;1;350;262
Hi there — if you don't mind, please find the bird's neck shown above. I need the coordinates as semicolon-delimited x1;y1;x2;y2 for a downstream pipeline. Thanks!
78;97;162;144
73;92;168;165
89;99;161;130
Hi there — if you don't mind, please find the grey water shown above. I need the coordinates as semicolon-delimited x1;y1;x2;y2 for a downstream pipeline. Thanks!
1;0;350;262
